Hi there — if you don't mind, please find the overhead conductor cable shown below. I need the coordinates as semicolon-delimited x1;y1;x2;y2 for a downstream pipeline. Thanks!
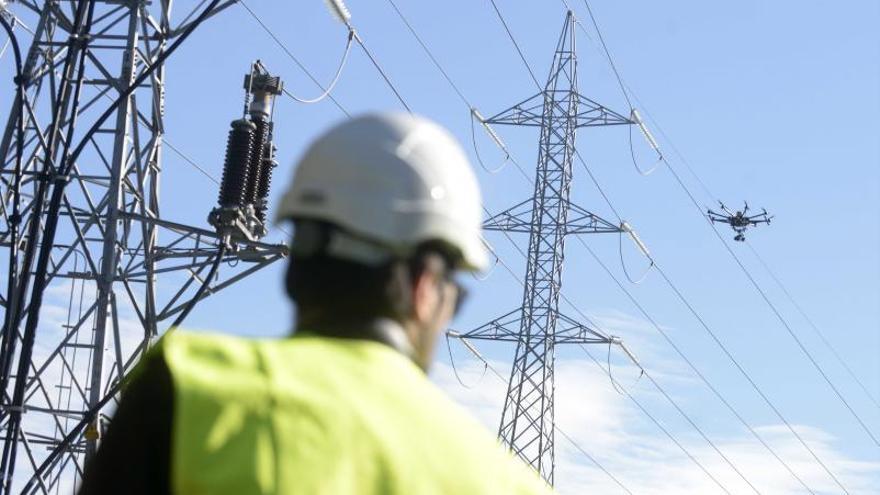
389;2;748;487
360;6;628;488
480;2;820;490
575;2;853;490
465;219;746;494
238;0;350;116
287;0;353;104
384;0;533;184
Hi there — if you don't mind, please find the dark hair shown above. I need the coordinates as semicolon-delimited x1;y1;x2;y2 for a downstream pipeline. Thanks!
285;242;454;325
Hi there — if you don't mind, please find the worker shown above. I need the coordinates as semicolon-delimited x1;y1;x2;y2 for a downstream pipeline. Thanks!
78;112;554;494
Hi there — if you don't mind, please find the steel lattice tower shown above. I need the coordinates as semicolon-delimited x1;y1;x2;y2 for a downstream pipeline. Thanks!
455;12;633;484
0;1;284;492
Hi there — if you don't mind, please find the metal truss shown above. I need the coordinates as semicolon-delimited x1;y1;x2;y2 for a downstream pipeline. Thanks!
0;1;282;493
452;12;634;485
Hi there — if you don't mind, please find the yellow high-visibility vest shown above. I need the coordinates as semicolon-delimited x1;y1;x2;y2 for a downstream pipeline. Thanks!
158;331;554;495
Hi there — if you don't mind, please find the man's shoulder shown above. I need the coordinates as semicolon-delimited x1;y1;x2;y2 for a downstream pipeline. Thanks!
158;330;283;372
153;331;277;400
155;331;420;396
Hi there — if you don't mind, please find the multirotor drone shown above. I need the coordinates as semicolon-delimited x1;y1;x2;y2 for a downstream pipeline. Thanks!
707;202;773;242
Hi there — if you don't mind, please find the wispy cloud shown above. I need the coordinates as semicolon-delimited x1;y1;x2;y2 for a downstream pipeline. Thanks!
432;354;880;494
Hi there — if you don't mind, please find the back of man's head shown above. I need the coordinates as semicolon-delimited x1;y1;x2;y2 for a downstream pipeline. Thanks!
275;113;486;329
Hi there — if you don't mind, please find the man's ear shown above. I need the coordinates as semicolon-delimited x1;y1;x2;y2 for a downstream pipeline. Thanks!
411;268;441;324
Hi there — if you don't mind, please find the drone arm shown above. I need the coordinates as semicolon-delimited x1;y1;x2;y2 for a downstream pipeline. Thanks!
706;211;724;222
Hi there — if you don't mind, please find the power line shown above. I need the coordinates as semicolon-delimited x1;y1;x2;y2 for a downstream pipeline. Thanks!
350;31;413;113
642;87;880;442
555;426;633;495
570;0;878;470
575;234;839;494
397;2;811;487
244;3;852;491
510;79;825;488
663;155;880;450
565;304;760;494
385;0;471;109
99;89;291;241
451;321;634;494
619;83;879;420
477;355;635;494
571;0;879;446
236;2;866;491
163;139;219;186
247;0;413;114
577;345;734;495
485;0;542;91
574;149;624;223
578;0;633;110
238;0;351;117
745;241;880;411
456;235;737;492
281;29;354;104
469;9;827;486
571;141;843;490
267;1;865;491
564;308;756;493
618;95;715;199
382;0;534;186
235;7;635;489
567;146;827;492
244;0;413;116
480;214;754;494
467;221;635;492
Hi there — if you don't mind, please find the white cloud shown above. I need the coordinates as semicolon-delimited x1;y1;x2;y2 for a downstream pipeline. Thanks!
433;356;880;494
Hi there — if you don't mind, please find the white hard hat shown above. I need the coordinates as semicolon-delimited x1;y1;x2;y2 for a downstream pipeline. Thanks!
276;112;488;272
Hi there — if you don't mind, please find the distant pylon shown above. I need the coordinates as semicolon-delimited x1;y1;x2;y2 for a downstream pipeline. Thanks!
453;11;633;485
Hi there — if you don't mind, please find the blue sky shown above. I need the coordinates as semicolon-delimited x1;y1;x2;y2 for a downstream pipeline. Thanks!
5;0;878;493
160;1;879;493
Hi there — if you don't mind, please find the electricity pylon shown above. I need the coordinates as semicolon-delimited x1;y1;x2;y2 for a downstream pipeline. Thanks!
454;12;633;485
0;2;284;492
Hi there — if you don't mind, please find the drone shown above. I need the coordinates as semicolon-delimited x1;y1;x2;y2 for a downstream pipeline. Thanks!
707;201;773;242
